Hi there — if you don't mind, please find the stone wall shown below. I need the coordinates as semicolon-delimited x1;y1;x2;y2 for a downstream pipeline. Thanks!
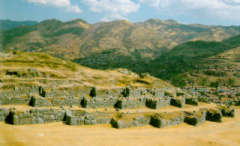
150;111;184;128
170;97;186;108
114;98;146;109
145;97;171;109
0;108;9;121
5;109;65;125
111;113;151;129
65;110;113;125
0;96;30;105
80;97;117;108
184;109;206;126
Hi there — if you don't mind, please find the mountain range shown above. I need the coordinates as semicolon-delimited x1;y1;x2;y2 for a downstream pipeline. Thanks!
0;20;38;31
1;19;240;88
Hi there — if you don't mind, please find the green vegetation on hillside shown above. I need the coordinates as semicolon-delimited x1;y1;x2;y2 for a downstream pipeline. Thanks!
2;18;240;60
148;35;240;87
0;20;38;30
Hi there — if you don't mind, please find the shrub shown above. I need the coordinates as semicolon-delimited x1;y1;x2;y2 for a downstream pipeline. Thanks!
122;87;130;97
186;98;198;106
114;100;123;109
150;115;162;128
184;117;198;126
89;87;96;97
81;98;88;108
145;99;157;109
39;87;46;97
206;109;222;122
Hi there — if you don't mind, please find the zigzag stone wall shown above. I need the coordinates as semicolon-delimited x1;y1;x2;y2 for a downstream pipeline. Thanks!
0;106;235;128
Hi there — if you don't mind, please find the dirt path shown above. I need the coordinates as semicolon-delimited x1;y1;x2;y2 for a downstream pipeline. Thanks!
0;109;240;146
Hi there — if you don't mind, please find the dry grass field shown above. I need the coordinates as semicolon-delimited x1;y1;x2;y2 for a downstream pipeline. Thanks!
0;108;240;146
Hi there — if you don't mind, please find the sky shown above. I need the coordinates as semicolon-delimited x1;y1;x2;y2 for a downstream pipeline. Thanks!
1;0;240;26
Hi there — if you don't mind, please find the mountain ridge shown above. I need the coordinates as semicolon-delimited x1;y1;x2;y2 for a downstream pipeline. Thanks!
1;18;240;60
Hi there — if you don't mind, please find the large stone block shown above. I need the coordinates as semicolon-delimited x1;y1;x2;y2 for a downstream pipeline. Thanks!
65;110;86;125
145;97;171;109
150;111;184;128
65;110;112;125
111;113;150;129
114;98;145;109
170;97;185;108
0;96;30;105
29;96;52;107
184;108;206;126
80;97;116;108
6;109;65;125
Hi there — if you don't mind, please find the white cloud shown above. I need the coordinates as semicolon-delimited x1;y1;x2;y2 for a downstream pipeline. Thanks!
26;0;82;13
140;0;170;8
140;0;240;23
83;0;140;21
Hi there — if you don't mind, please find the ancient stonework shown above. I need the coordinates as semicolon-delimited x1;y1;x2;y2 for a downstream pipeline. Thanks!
184;109;206;126
150;112;184;128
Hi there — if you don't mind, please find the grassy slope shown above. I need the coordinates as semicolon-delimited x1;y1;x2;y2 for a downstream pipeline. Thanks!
0;51;173;89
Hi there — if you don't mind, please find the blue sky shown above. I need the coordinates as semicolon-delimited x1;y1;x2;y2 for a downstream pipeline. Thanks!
1;0;240;25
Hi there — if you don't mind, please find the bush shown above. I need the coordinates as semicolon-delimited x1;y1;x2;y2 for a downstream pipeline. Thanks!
184;117;198;126
122;87;130;97
170;98;185;108
219;106;235;117
176;92;184;96
150;115;162;128
186;98;198;106
145;99;157;109
206;109;222;122
89;87;96;97
114;100;123;109
39;86;46;97
81;98;88;108
110;118;119;128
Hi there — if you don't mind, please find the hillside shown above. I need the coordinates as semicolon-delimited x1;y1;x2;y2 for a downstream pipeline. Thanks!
1;18;240;60
0;51;173;92
148;35;240;87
